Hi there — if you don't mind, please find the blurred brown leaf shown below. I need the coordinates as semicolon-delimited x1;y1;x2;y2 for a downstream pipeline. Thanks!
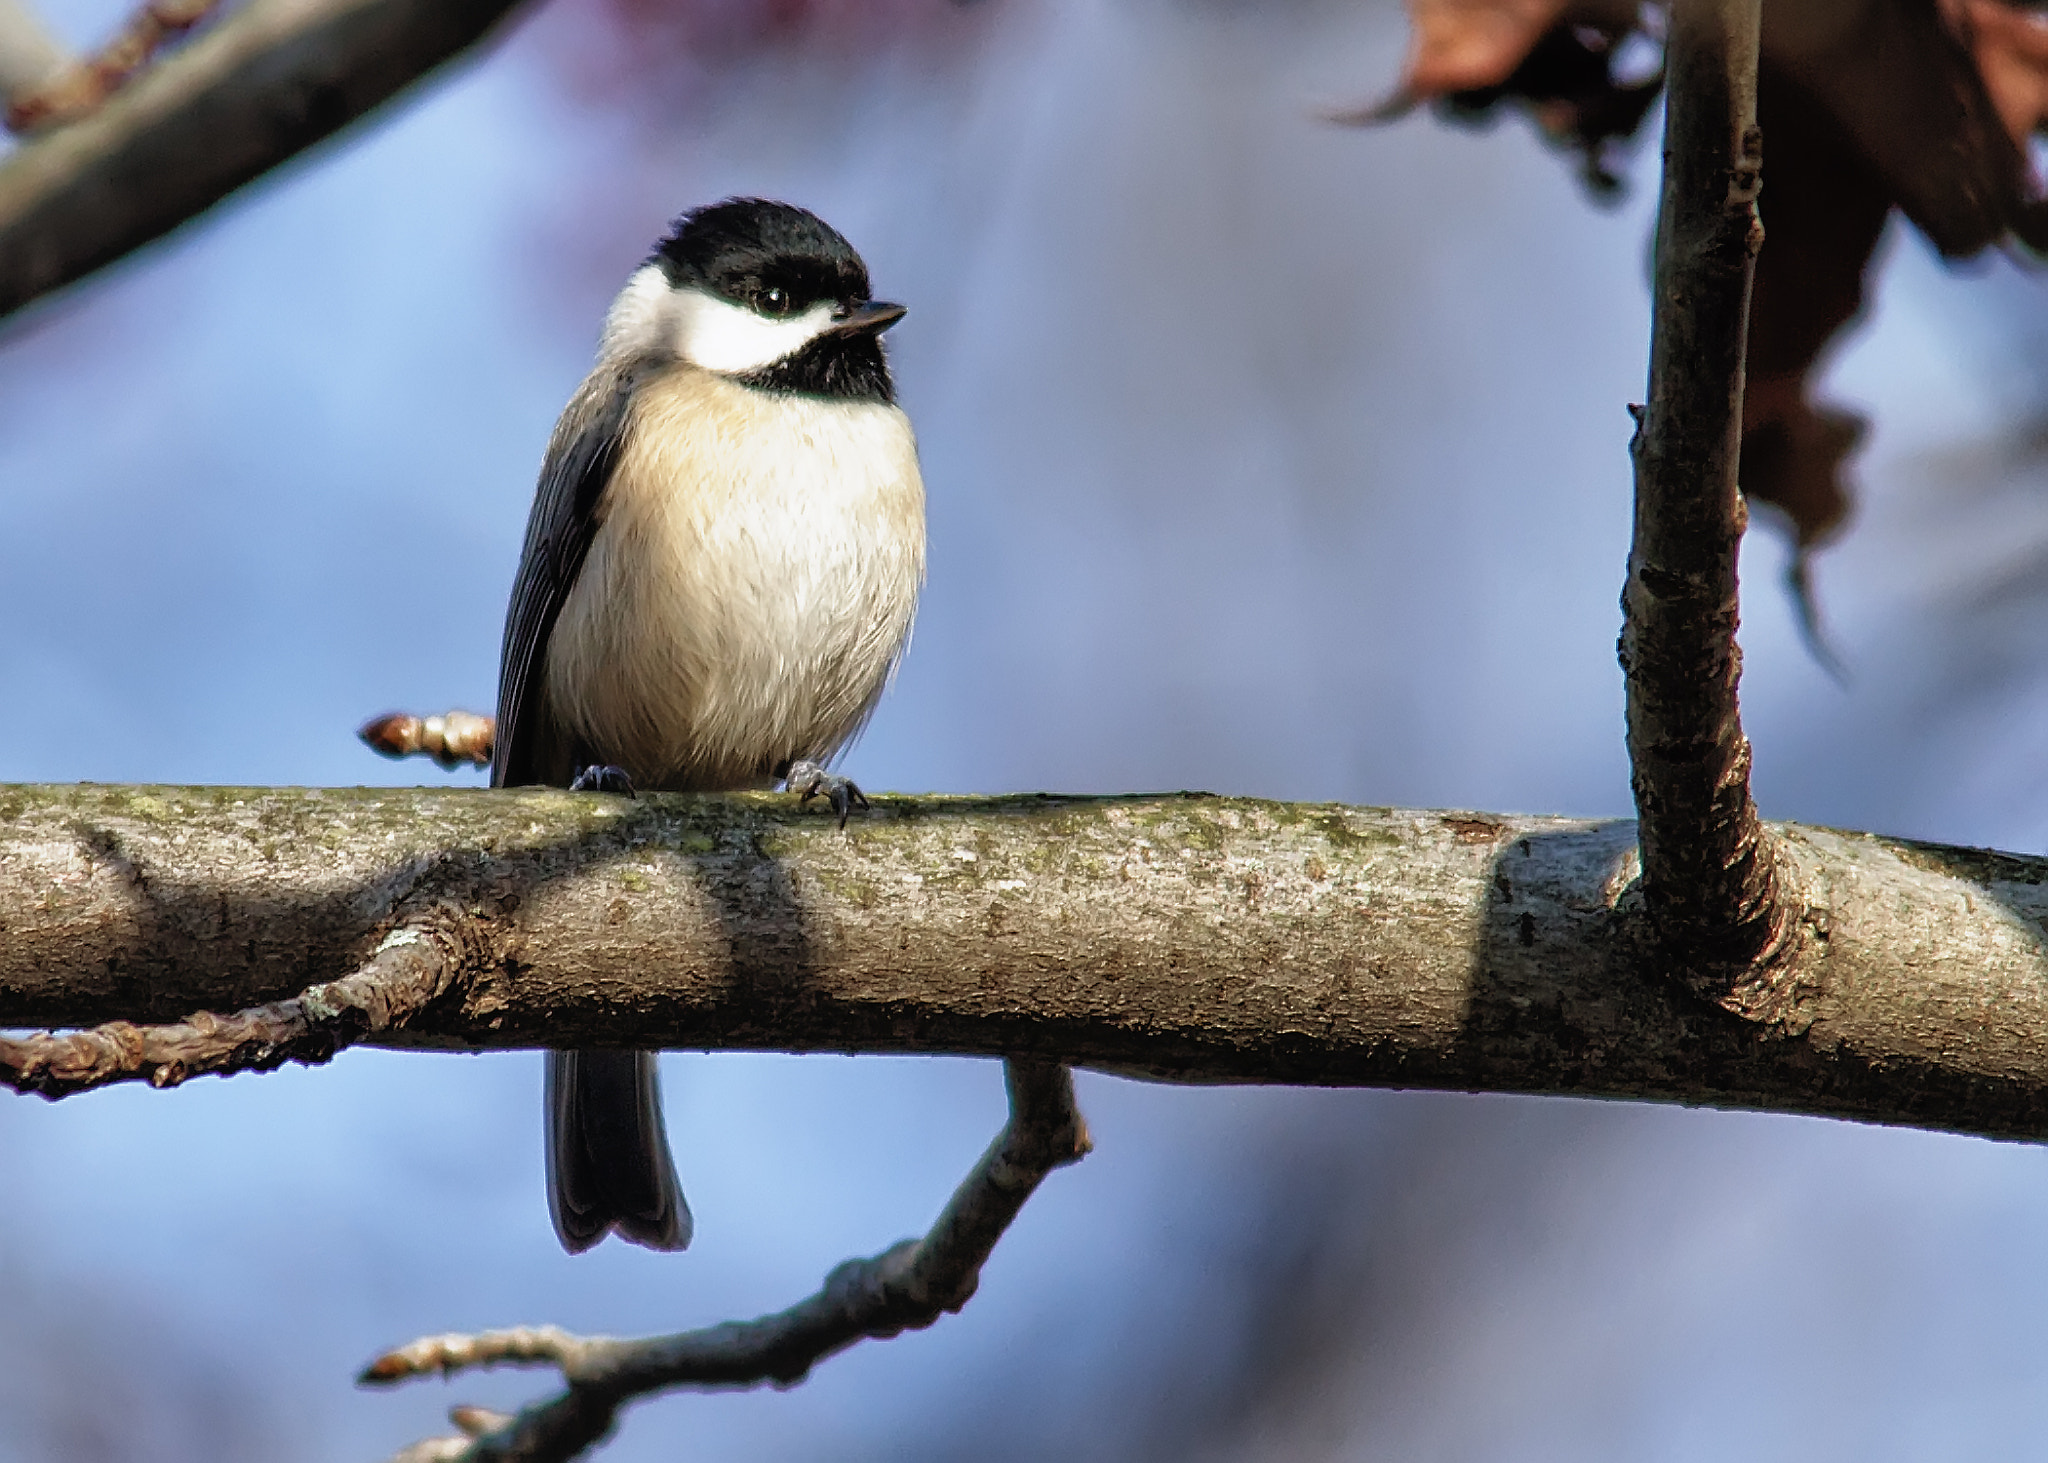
1394;0;1581;97
1338;0;1653;192
1739;60;1888;552
1947;0;2048;151
1373;0;2048;558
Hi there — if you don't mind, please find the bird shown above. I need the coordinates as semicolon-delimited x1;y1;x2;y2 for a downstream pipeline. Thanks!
491;198;926;1253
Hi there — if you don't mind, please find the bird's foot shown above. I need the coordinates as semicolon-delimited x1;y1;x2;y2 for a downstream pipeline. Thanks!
570;764;637;797
785;760;869;829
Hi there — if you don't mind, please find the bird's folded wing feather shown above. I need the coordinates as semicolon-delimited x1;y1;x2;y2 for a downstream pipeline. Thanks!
492;359;639;790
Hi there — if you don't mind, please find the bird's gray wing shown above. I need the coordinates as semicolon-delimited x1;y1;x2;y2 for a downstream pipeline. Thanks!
492;359;638;789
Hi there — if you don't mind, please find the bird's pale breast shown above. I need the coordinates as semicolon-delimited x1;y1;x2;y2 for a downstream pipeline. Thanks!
545;364;925;790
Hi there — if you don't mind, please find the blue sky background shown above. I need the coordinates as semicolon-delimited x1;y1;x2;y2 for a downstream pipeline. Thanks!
7;0;2048;1458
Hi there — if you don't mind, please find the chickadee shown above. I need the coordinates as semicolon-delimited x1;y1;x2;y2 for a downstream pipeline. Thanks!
492;199;925;1253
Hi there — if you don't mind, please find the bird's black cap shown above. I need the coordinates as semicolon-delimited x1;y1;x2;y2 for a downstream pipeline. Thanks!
653;198;873;315
653;198;901;404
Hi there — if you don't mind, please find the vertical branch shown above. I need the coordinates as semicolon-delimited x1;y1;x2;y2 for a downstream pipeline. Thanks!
1620;0;1788;976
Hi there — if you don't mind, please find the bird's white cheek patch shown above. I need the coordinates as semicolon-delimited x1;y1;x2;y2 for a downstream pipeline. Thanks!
600;265;679;360
672;290;837;373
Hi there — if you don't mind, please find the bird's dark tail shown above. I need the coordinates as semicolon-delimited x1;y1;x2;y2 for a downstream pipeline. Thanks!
545;1049;693;1253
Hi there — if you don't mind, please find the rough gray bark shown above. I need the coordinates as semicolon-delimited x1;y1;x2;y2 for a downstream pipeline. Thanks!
1620;0;1785;979
0;0;525;319
4;784;2048;1142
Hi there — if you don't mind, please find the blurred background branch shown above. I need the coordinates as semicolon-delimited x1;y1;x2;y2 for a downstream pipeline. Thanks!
0;0;527;319
3;0;225;133
0;0;72;105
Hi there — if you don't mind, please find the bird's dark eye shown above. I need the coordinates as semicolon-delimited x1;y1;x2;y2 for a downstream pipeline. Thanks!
759;287;794;316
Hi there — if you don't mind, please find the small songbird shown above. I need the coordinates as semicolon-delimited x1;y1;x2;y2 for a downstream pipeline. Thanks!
492;199;926;1252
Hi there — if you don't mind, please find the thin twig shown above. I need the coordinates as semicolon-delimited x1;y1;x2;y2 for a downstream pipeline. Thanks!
362;1058;1092;1463
360;709;495;769
0;906;469;1097
1618;0;1791;988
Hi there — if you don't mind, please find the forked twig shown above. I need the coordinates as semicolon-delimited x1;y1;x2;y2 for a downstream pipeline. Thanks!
362;1059;1092;1463
0;908;469;1098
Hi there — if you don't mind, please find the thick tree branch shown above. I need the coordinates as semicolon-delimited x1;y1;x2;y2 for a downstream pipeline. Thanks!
359;1059;1091;1463
0;0;526;321
1620;0;1786;983
5;785;2048;1141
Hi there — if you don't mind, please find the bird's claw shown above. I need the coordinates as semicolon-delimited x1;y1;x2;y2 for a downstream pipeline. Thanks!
570;764;637;797
785;759;869;829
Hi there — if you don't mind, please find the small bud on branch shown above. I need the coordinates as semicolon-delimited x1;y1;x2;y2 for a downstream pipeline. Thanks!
359;710;495;770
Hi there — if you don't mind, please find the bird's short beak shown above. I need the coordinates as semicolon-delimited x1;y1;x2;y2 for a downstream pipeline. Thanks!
829;300;907;336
